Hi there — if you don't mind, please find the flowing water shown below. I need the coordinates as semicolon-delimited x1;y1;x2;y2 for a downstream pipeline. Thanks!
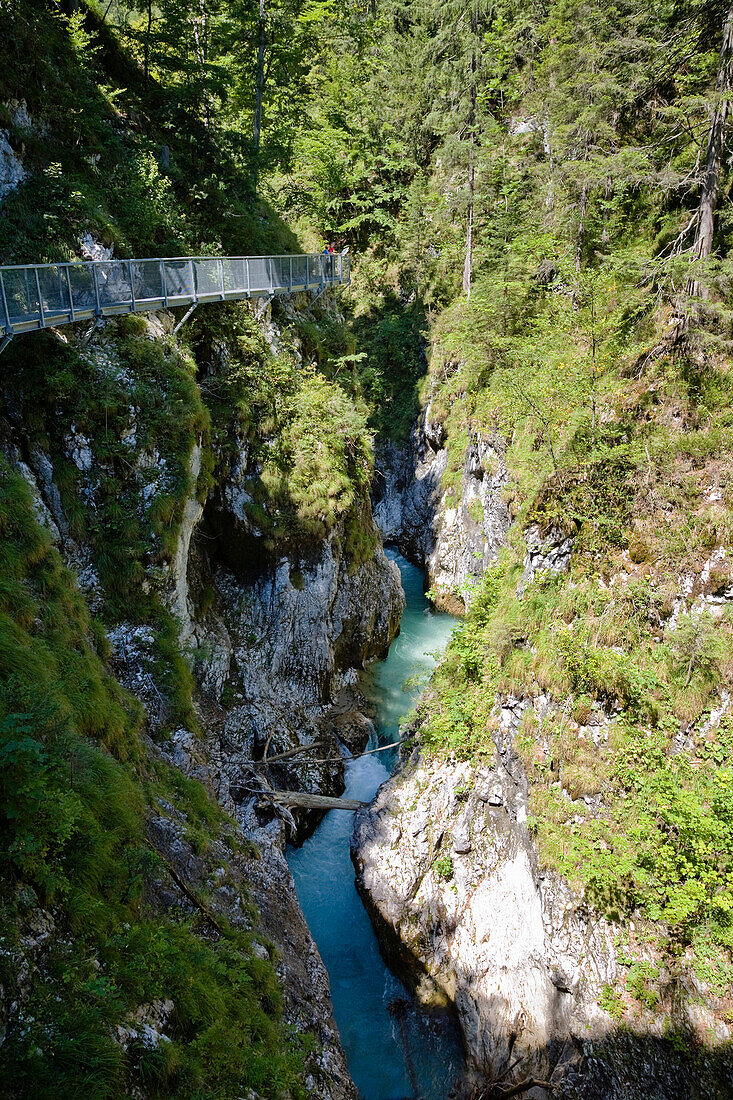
287;549;464;1100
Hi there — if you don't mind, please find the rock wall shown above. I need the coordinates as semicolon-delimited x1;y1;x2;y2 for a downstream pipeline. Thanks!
352;698;733;1099
363;400;733;1098
183;502;403;837
352;698;617;1096
373;402;510;612
2;300;405;1100
147;769;358;1100
0;99;32;202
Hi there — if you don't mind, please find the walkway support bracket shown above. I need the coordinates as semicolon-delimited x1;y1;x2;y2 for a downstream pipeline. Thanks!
173;302;198;335
0;334;14;356
254;292;274;320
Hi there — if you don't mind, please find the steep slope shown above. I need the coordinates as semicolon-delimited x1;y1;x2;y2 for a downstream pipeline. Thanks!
356;289;733;1097
5;0;733;1097
0;277;408;1096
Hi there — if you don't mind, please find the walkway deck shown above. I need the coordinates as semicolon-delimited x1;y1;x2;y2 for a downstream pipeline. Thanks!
0;251;350;350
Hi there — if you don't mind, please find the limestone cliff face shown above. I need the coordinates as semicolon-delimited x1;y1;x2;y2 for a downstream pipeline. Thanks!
373;402;510;612
3;300;404;1100
352;698;617;1095
352;696;733;1099
167;356;403;829
362;404;733;1098
182;498;404;833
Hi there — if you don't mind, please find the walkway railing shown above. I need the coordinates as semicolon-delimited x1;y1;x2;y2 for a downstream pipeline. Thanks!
0;251;350;349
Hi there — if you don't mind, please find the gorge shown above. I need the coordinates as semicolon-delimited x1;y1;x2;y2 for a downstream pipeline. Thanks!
288;549;462;1100
4;1;733;1098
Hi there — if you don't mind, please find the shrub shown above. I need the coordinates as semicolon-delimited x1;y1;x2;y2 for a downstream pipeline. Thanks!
433;854;454;880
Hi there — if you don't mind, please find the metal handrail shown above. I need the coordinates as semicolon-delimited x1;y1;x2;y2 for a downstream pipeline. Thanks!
0;250;351;352
0;251;347;272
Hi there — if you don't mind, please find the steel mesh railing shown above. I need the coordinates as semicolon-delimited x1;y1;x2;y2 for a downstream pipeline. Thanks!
0;251;350;341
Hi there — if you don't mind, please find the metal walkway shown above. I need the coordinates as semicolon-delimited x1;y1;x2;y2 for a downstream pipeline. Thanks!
0;251;350;352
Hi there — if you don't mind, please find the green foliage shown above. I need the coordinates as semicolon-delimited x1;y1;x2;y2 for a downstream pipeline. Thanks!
432;854;454;880
599;982;625;1022
6;320;209;618
197;304;377;561
0;0;303;265
1;320;213;732
0;458;304;1098
424;546;733;965
625;960;661;1010
0;460;143;763
3;0;733;1067
352;298;426;441
670;612;728;689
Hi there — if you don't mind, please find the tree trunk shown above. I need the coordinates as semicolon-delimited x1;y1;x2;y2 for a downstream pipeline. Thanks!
575;179;587;272
463;29;477;299
252;0;267;187
463;133;475;298
543;116;554;209
144;0;152;83
191;0;211;130
687;4;733;299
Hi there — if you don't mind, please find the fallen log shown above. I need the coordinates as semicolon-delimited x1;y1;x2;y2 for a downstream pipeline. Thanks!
253;741;326;765
256;737;410;768
258;790;368;811
490;1079;554;1099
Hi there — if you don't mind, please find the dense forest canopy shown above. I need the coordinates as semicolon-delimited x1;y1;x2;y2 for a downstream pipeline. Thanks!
2;0;732;432
3;1;731;272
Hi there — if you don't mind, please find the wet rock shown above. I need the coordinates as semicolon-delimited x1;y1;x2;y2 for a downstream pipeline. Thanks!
373;408;510;611
353;738;618;1086
195;457;404;798
331;709;374;754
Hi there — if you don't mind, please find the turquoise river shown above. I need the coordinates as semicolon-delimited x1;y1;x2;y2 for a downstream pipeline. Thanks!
287;549;465;1100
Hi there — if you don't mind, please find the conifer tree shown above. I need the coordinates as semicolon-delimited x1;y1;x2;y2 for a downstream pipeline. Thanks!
420;0;497;299
687;3;733;297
